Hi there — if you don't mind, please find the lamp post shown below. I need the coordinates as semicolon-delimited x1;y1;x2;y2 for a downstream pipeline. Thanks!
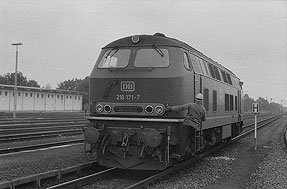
11;43;23;120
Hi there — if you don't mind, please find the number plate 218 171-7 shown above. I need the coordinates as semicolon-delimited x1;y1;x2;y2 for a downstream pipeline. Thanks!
116;94;140;101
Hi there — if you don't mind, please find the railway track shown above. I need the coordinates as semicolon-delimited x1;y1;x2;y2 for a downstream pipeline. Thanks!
0;118;88;142
0;127;84;142
28;114;283;189
0;139;84;155
0;114;282;189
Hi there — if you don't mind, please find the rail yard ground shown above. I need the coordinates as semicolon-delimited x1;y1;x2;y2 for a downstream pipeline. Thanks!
148;115;287;189
0;114;286;188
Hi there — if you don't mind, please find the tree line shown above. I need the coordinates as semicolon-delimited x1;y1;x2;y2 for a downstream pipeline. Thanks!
0;72;284;113
243;94;283;113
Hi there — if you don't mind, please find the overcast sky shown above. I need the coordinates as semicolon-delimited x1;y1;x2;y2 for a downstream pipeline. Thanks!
1;0;286;105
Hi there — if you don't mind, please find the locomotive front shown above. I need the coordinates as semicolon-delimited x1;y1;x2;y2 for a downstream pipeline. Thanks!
84;34;193;170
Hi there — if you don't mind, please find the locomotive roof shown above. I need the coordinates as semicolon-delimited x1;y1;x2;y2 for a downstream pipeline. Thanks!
103;33;237;77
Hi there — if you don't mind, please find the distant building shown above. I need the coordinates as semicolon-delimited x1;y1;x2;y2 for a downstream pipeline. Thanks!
0;84;85;112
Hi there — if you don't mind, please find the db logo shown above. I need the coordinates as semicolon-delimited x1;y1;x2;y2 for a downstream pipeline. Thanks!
121;81;135;92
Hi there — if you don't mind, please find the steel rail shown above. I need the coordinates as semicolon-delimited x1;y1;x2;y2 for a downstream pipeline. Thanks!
0;120;88;129
0;129;84;142
0;162;100;189
0;139;84;155
46;167;117;189
0;124;86;134
242;114;282;129
0;116;87;125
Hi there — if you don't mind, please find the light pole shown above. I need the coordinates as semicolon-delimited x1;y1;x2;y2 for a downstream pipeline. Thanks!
11;43;23;120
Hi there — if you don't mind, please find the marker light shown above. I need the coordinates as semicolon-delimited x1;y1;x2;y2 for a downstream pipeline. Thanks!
131;35;140;44
104;104;112;113
155;105;164;115
96;104;103;113
145;105;153;114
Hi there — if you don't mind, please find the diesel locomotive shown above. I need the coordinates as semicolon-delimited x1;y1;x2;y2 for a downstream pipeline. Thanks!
84;33;244;170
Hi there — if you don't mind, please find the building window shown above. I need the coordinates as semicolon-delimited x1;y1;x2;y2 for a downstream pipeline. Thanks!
70;96;72;99
66;95;68;99
213;90;217;111
37;93;39;98
5;91;8;96
225;94;230;111
203;88;209;111
30;93;33;97
57;95;59;99
48;94;50;98
18;92;21;96
75;96;77;100
25;93;28;97
41;94;44;98
78;96;80;100
0;91;2;95
51;94;54;98
61;95;63;100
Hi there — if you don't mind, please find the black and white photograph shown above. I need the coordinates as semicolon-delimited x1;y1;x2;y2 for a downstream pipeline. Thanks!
0;0;286;188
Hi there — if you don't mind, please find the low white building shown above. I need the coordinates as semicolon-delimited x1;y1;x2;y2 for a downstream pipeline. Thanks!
0;84;85;112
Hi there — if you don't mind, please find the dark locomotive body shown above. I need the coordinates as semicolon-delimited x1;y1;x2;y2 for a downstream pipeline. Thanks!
84;33;243;170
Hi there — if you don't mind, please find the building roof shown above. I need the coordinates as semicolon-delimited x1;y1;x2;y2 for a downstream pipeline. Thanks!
0;84;87;95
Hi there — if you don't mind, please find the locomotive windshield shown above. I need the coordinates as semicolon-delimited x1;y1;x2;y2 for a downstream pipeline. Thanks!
97;47;170;69
98;49;131;68
134;48;169;68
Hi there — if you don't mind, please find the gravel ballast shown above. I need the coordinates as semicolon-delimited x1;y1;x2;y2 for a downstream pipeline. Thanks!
0;143;89;182
148;116;287;189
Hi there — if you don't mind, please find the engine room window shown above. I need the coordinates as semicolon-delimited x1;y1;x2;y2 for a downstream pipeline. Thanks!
183;52;191;70
203;88;209;111
221;70;228;83
134;48;169;67
190;54;202;74
98;49;131;68
225;94;230;111
226;73;233;85
213;90;217;111
198;58;208;76
230;95;234;110
208;63;216;79
235;96;238;110
213;66;222;81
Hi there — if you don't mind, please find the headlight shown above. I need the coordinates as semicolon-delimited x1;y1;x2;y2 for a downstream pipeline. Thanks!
104;104;112;113
145;105;153;114
155;105;164;115
96;104;103;113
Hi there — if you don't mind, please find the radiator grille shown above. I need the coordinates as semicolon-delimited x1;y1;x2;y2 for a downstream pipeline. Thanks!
114;106;143;113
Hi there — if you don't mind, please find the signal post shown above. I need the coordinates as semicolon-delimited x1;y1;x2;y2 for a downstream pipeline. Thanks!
252;103;259;150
